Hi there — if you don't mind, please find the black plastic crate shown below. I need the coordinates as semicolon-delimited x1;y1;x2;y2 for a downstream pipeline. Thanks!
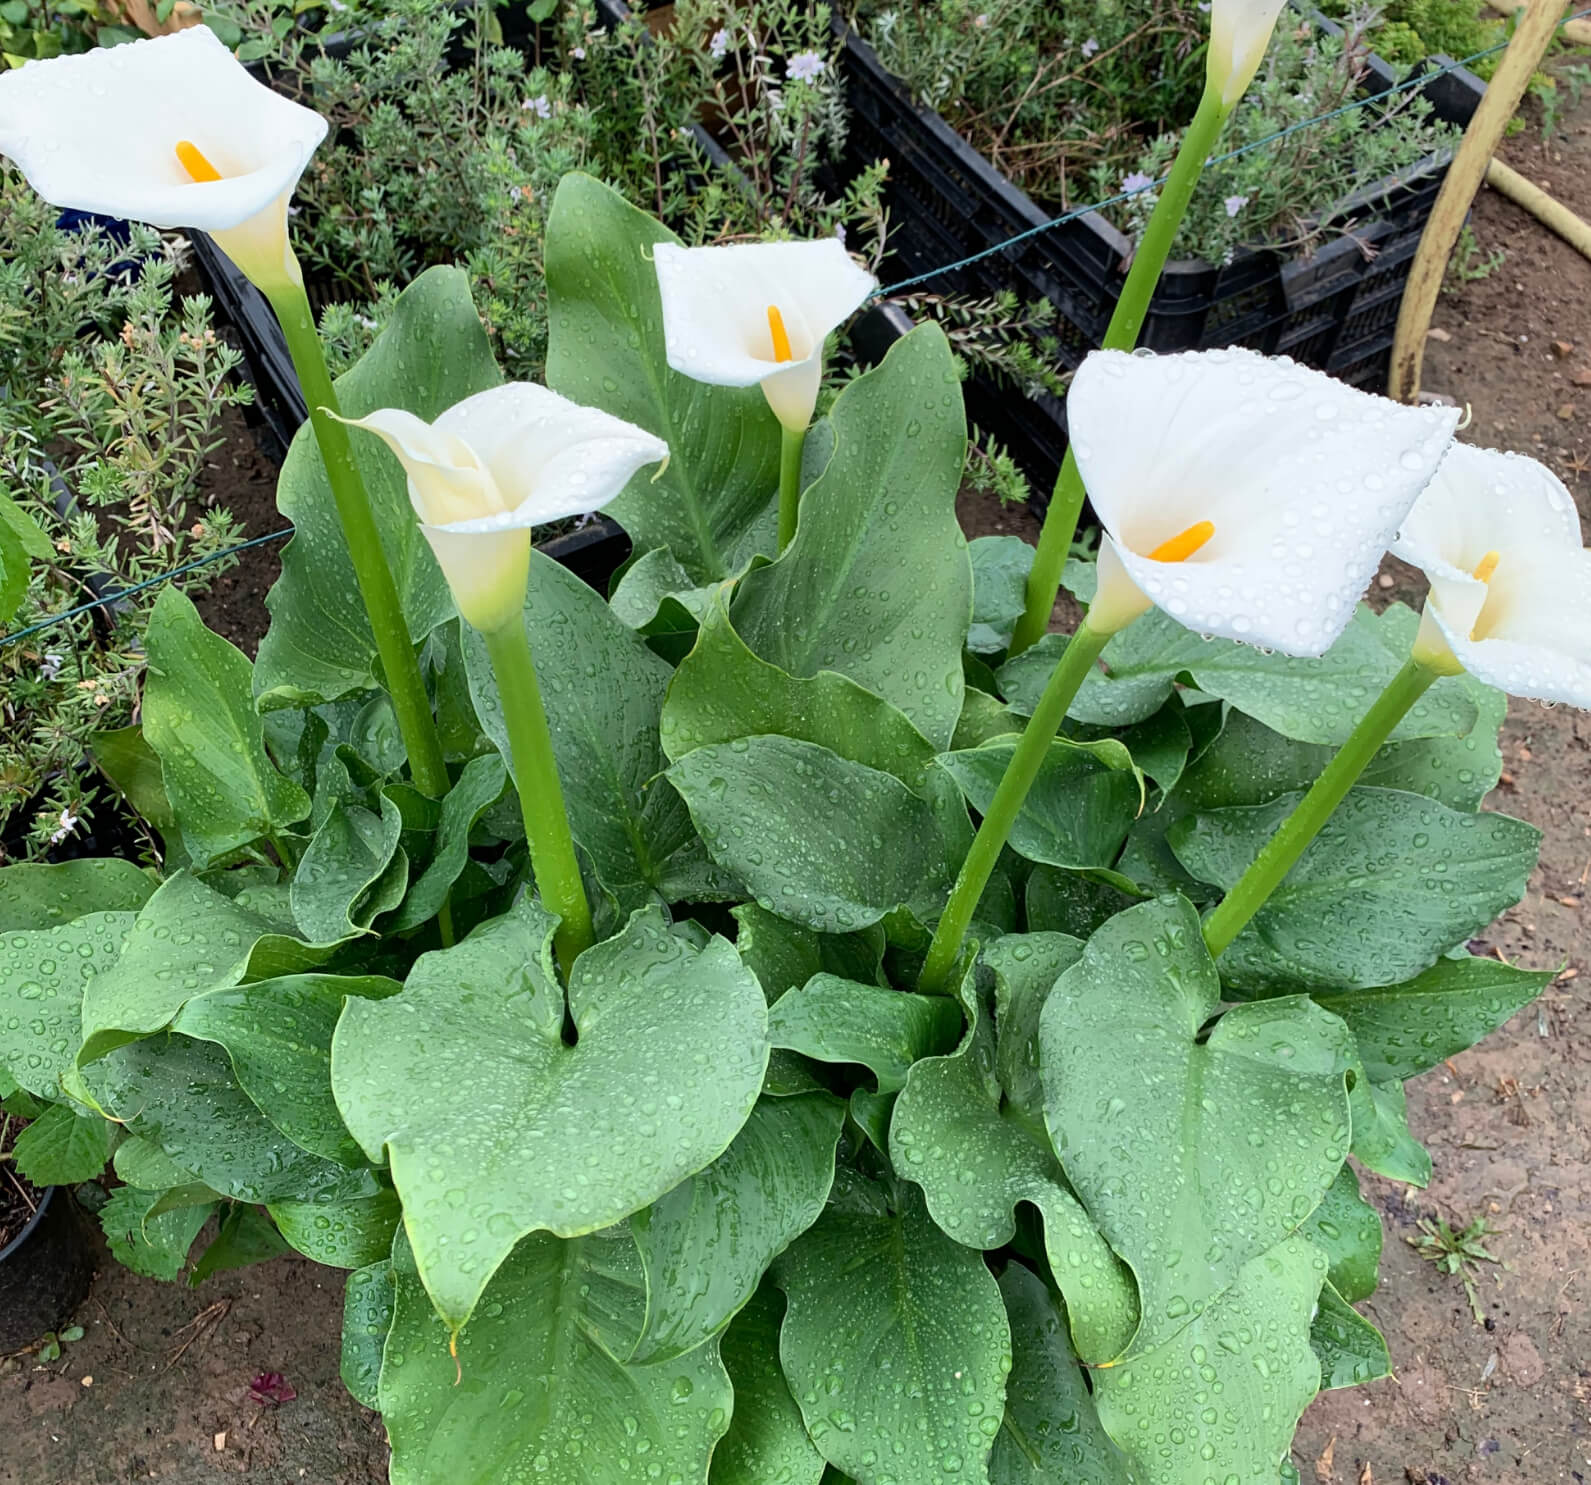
838;23;1457;492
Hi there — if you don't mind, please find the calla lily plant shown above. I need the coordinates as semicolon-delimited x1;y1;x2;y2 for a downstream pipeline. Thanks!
0;53;1578;1485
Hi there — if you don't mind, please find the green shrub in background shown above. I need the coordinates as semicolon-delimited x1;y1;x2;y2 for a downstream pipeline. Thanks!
859;0;1457;264
0;167;249;858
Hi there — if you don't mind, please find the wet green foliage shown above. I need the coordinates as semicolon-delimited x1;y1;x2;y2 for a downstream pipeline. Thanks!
0;175;1548;1484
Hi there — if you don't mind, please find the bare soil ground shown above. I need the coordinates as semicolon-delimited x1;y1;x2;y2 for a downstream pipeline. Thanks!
1;79;1588;1485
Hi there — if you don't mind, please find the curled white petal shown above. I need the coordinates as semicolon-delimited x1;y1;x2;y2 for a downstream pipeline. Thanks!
1207;0;1289;104
1393;442;1583;585
654;238;875;429
342;383;666;631
0;28;326;233
1067;347;1458;656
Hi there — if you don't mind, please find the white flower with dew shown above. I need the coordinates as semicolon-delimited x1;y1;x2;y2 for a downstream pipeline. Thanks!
335;385;668;634
1068;347;1459;654
1207;0;1289;105
522;95;552;119
0;27;326;293
50;809;79;847
1224;193;1250;217
40;653;63;680
653;238;876;434
786;50;825;82
1121;170;1156;195
1393;444;1591;707
1081;36;1100;57
710;28;731;59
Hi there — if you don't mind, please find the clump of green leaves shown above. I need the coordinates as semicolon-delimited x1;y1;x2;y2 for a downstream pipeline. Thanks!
0;165;249;859
859;0;1455;265
1408;1213;1505;1324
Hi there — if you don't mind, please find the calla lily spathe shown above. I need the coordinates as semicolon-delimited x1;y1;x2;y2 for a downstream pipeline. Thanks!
1207;0;1290;106
654;238;876;433
1394;444;1591;708
1067;347;1459;655
0;27;326;291
339;385;668;634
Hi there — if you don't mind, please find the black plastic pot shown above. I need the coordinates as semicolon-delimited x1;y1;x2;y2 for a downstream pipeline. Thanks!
837;22;1459;491
1304;5;1487;126
0;1186;94;1355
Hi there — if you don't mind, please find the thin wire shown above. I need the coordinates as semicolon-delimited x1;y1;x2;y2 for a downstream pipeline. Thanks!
0;527;292;652
875;8;1591;296
4;6;1588;652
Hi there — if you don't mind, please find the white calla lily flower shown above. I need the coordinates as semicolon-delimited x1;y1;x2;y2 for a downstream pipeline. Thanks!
0;27;326;291
1207;0;1290;106
338;384;668;634
653;238;876;433
1393;443;1591;707
1068;347;1459;655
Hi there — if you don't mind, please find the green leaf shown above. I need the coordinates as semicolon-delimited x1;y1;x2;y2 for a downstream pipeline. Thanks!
991;1262;1133;1485
190;1203;292;1284
0;507;30;624
1108;703;1194;793
1001;603;1482;743
609;547;716;634
1298;1165;1382;1303
732;903;887;1003
1353;1077;1432;1186
985;932;1083;1127
1174;700;1505;815
172;973;400;1166
9;1102;110;1185
255;267;500;707
0;910;134;1098
143;587;310;866
342;1260;395;1409
290;795;405;942
87;1034;377;1205
99;1183;213;1282
663;599;939;786
333;902;768;1331
463;550;696;910
544;173;779;584
1091;1236;1325;1484
890;990;1138;1365
669;737;950;935
92;725;178;839
390;754;506;930
767;975;963;1093
937;737;1143;871
776;1175;1010;1485
0;858;152;931
271;1187;402;1268
731;326;971;748
630;1092;844;1363
967;535;1034;656
79;872;339;1064
1039;897;1353;1352
711;1281;825;1485
381;1228;733;1485
113;1134;200;1191
1311;1279;1391;1390
1313;954;1554;1081
1170;788;1541;994
0;485;51;561
1023;869;1139;939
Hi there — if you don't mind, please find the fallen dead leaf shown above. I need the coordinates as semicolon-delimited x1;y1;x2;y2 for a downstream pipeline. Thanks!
1427;327;1452;342
1316;1434;1338;1482
1551;339;1574;358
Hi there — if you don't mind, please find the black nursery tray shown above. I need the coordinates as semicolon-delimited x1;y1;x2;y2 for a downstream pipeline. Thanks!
836;21;1463;493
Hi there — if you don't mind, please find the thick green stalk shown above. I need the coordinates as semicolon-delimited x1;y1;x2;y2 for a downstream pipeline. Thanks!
777;424;806;553
920;620;1113;993
482;619;594;976
264;280;450;803
1201;657;1440;958
1009;84;1231;658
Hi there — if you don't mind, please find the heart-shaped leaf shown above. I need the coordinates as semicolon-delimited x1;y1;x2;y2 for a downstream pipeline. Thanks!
712;1281;825;1485
1039;897;1353;1351
333;901;768;1330
767;975;963;1094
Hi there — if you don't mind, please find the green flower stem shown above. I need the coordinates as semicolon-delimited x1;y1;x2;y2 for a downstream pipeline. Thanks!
263;280;450;803
920;619;1113;994
1009;84;1231;658
481;617;594;977
777;423;806;553
1201;656;1441;959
